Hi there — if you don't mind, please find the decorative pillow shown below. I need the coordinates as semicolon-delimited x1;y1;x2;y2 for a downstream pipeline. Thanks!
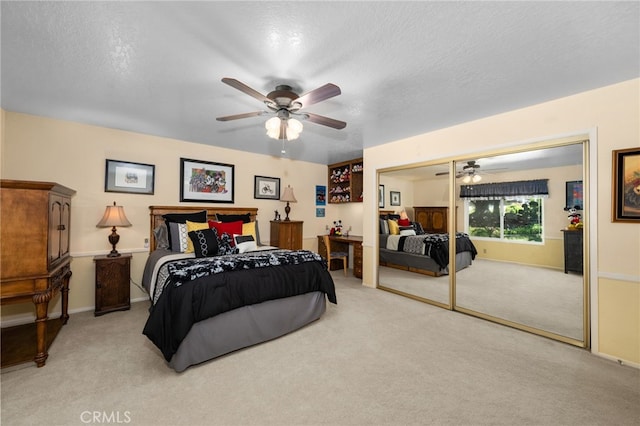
387;214;401;221
208;220;243;245
153;223;169;250
169;222;189;253
387;219;400;235
379;219;390;235
241;221;258;244
234;234;257;253
185;221;210;253
217;232;237;255
398;218;411;227
188;228;219;258
399;226;416;236
253;220;262;246
412;221;425;235
216;213;251;224
163;210;207;250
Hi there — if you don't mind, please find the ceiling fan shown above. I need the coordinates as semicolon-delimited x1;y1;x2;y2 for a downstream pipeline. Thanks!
436;160;482;179
216;78;346;140
435;160;506;182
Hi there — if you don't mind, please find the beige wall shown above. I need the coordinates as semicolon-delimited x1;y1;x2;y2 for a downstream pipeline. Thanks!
364;79;640;365
0;111;362;319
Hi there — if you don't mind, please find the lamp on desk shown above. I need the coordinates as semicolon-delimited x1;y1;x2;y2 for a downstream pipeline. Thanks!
280;185;297;221
96;201;132;257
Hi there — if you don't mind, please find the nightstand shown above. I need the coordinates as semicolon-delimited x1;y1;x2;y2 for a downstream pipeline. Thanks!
270;220;303;250
93;253;131;316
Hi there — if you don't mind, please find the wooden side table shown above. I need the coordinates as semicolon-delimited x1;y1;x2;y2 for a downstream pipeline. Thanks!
270;220;303;250
94;253;131;316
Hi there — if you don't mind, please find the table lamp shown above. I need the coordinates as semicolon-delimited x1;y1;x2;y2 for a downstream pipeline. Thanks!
96;201;132;257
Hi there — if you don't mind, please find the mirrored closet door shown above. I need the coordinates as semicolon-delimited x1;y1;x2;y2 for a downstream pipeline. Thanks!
378;162;452;308
377;140;588;347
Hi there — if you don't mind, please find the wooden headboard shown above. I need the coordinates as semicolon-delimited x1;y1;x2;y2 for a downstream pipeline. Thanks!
148;205;258;252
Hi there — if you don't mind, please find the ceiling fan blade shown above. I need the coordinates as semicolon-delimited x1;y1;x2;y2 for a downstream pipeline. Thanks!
221;78;272;104
216;111;265;121
303;112;347;129
435;171;449;176
293;83;341;109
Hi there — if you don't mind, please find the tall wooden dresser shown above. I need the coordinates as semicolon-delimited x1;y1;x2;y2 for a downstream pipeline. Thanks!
0;179;75;368
562;229;583;274
413;206;449;233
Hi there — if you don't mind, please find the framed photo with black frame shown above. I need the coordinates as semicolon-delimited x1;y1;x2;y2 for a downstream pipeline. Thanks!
612;147;640;222
180;158;234;203
390;191;401;206
565;180;583;210
254;175;280;200
104;159;155;195
379;185;385;208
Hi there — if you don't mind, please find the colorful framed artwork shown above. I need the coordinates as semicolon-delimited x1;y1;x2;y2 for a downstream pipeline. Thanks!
254;175;280;200
565;180;583;210
316;185;326;206
180;158;234;203
390;191;401;206
104;159;155;195
316;207;325;218
612;147;640;222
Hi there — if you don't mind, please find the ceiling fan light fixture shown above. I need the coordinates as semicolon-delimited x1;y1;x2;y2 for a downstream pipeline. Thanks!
462;175;472;183
265;116;281;131
288;118;303;134
472;174;482;183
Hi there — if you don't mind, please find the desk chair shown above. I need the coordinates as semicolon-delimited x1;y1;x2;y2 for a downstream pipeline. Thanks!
323;235;348;276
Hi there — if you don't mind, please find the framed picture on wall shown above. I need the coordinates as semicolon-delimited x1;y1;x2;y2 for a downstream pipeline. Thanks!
390;191;401;206
612;147;640;222
104;159;155;195
180;158;234;203
565;180;583;210
378;185;385;208
254;175;280;200
316;185;326;206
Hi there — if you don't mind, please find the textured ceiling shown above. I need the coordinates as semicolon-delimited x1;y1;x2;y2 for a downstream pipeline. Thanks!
1;1;638;165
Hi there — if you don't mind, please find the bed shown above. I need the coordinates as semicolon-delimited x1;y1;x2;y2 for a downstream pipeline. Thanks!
378;214;477;276
141;206;337;372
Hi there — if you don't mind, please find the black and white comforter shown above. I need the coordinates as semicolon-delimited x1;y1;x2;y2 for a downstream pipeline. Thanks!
385;232;477;269
143;249;337;361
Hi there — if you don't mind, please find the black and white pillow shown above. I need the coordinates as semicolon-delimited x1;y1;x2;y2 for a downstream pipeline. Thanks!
233;234;257;253
188;228;219;258
217;232;237;255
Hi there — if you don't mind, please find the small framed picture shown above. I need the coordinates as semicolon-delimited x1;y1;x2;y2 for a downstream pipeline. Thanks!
565;180;583;210
316;207;325;218
379;185;385;208
254;175;280;200
390;191;401;206
316;185;326;206
105;159;155;195
180;158;234;203
612;147;640;222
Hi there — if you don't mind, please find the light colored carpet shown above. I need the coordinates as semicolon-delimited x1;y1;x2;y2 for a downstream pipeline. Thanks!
379;259;584;339
1;271;638;426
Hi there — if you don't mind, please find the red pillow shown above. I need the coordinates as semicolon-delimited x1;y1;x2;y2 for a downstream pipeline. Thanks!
208;220;243;245
398;218;411;227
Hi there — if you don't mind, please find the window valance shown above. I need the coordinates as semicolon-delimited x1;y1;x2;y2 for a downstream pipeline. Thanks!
459;179;549;199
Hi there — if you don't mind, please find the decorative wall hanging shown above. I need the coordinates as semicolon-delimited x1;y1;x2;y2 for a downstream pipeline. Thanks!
105;159;155;195
612;147;640;222
180;158;234;203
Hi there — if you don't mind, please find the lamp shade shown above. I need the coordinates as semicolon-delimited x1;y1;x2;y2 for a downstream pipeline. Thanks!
280;185;297;221
280;185;297;203
96;202;132;228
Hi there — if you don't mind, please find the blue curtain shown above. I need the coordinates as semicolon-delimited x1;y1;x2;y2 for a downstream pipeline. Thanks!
460;179;549;199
